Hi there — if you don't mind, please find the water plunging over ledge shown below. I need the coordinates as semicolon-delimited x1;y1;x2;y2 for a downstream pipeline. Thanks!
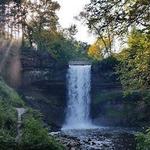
54;62;136;150
62;63;94;129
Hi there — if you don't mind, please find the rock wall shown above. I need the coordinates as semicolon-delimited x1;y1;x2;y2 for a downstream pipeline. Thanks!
90;89;141;127
19;49;148;129
20;49;67;130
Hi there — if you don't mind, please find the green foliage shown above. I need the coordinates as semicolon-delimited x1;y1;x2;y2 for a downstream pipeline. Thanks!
0;77;23;137
93;89;143;105
0;78;64;150
1;0;89;62
93;89;150;126
32;30;88;62
81;0;150;37
21;115;64;150
117;29;150;92
0;129;15;142
0;78;19;149
0;101;17;131
27;0;60;31
19;0;88;62
96;56;119;72
0;113;17;148
93;56;120;83
25;0;60;46
0;129;16;150
0;78;24;107
136;128;150;150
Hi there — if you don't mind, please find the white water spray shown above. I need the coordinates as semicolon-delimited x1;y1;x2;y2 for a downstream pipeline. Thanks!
63;64;93;129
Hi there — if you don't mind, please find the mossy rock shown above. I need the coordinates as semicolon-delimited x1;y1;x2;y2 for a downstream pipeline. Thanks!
93;90;123;104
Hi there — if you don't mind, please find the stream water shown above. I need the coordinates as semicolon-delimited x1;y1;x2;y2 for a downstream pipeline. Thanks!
54;127;136;150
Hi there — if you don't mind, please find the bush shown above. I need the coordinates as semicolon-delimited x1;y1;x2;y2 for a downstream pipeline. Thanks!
136;128;150;150
0;78;24;107
21;116;64;150
0;101;17;132
0;78;64;150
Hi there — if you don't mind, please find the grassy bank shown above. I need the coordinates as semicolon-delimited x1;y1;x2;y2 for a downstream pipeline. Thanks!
0;77;64;150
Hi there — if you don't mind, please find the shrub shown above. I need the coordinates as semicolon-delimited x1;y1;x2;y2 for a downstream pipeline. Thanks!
21;116;64;150
136;128;150;150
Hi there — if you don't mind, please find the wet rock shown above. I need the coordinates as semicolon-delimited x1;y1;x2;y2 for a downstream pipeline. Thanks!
91;141;96;145
103;143;109;147
53;128;136;150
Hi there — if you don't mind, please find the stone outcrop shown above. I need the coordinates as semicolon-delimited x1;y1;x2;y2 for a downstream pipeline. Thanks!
20;49;67;130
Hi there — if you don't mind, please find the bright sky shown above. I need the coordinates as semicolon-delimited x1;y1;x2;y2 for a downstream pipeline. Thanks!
56;0;96;44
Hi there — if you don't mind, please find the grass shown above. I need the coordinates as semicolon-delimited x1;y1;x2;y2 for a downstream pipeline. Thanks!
0;77;64;150
0;77;24;107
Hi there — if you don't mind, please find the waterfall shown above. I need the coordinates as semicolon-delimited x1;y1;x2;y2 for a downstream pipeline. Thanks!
63;64;93;129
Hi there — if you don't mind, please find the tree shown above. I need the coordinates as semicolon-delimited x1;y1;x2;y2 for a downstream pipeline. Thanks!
80;0;150;35
88;37;112;60
0;0;23;39
0;0;60;43
80;0;114;54
20;0;60;46
80;0;150;55
117;29;150;92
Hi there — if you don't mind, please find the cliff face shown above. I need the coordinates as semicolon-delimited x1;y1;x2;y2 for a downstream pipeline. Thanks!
19;50;148;129
90;88;145;127
91;65;148;127
20;49;67;130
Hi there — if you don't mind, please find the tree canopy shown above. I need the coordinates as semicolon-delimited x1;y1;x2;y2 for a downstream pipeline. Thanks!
80;0;150;35
117;29;150;92
88;37;111;60
80;0;150;55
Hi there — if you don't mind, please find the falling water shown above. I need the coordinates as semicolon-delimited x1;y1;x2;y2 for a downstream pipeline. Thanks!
63;64;93;129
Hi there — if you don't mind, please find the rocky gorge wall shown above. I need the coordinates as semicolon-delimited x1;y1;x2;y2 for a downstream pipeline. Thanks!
18;49;148;130
19;49;67;130
91;63;148;127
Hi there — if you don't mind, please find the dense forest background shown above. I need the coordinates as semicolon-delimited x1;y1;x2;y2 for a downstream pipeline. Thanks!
0;0;150;149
